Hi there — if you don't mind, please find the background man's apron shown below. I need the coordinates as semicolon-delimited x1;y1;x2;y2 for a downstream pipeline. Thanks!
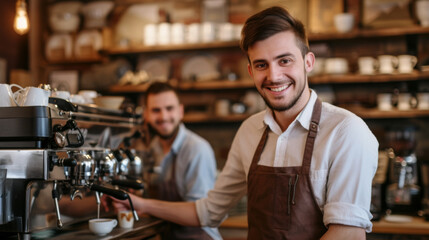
158;154;212;240
247;99;327;239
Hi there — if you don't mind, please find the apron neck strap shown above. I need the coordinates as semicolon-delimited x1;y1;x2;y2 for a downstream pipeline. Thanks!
302;98;322;173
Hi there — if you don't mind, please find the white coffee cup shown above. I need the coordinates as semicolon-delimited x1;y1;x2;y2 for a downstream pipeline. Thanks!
0;84;18;107
397;93;412;110
378;55;398;74
201;22;216;43
325;58;349;74
143;24;157;46
358;57;378;75
398;55;418;74
334;13;355;33
377;93;392;111
118;210;134;228
417;92;429;110
157;23;171;45
233;24;243;40
89;218;117;236
51;90;71;100
218;23;234;41
186;23;200;44
171;23;185;45
13;87;51;106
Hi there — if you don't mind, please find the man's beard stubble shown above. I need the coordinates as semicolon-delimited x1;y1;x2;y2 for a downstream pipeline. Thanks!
147;122;180;140
260;70;307;112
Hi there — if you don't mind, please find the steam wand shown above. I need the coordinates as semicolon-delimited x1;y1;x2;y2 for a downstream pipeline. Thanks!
52;181;63;229
95;191;101;219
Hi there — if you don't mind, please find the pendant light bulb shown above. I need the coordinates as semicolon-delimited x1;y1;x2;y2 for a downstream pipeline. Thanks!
14;0;29;35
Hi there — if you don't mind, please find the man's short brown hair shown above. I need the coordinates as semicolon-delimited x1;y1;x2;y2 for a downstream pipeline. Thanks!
144;82;180;106
240;6;309;58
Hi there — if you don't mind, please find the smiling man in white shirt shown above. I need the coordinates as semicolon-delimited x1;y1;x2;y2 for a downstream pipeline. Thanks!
103;6;378;240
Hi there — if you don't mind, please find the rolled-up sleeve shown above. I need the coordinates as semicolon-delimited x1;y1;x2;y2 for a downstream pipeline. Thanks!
322;116;378;232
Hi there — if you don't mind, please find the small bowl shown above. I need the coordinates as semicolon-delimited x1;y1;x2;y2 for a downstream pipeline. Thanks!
81;1;114;29
49;1;82;32
93;96;124;110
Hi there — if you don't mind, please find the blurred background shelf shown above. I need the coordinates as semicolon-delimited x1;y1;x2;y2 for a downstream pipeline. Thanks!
309;26;429;42
100;40;240;55
109;80;255;93
183;113;250;123
309;71;429;84
346;107;429;119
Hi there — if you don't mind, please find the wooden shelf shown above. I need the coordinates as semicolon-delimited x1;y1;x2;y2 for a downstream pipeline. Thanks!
109;80;255;93
109;83;151;93
309;71;429;84
183;109;429;123
179;80;254;90
44;57;105;66
183;113;249;123
109;71;429;94
346;107;429;119
220;214;429;235
100;40;240;55
309;25;429;41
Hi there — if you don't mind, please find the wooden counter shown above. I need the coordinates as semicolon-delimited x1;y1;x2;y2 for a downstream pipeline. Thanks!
30;216;165;240
220;214;429;235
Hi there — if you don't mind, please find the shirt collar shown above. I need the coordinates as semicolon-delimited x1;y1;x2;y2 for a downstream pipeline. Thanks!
262;89;318;133
170;123;186;155
297;89;318;131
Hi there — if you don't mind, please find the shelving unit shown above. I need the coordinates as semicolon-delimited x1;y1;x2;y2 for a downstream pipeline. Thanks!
100;40;241;55
346;107;429;119
109;79;255;93
44;57;106;66
109;71;429;94
35;0;429;123
308;26;429;41
183;113;250;123
310;71;429;84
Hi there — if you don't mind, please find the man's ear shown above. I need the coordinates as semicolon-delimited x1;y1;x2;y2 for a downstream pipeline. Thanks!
304;52;315;73
247;63;254;78
179;103;184;118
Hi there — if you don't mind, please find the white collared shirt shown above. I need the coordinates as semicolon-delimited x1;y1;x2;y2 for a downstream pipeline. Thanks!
196;90;379;232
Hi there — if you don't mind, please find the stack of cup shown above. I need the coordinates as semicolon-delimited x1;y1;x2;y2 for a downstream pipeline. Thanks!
157;23;171;45
171;23;185;45
144;24;157;46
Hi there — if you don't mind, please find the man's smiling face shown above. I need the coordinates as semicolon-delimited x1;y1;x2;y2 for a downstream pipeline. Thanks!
247;31;314;112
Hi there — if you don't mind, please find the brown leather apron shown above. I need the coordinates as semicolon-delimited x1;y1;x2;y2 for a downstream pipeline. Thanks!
158;154;212;240
247;99;327;239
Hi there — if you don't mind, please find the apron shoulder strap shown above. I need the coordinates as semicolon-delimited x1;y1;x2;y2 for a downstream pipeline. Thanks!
302;98;322;173
249;127;269;173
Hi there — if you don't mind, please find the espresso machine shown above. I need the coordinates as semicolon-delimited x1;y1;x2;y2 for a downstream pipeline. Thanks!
384;126;421;216
0;98;145;239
